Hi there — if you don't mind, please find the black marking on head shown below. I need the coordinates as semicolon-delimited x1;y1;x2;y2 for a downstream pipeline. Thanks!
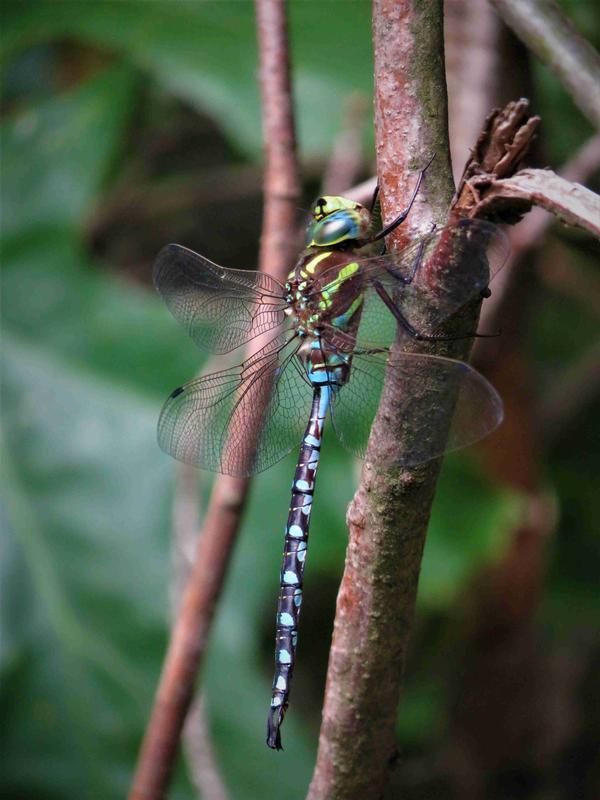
170;386;185;399
315;198;327;218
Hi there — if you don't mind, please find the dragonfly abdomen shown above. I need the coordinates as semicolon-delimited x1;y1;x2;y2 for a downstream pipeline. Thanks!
267;386;330;750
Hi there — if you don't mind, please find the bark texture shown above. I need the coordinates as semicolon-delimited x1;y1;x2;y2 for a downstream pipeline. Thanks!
308;3;460;798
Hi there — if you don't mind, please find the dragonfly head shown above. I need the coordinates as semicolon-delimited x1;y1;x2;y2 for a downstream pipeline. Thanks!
305;196;371;248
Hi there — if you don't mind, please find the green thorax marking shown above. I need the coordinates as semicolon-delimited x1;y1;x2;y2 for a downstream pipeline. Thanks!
288;248;365;336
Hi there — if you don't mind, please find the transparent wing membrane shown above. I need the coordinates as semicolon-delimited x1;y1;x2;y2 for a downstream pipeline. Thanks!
314;220;509;348
153;244;287;354
387;219;509;333
157;335;314;476
331;350;503;466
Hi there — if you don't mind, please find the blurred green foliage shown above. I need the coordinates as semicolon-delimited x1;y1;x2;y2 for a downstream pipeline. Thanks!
1;2;598;799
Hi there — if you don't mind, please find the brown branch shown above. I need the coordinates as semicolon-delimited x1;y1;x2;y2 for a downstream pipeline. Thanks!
478;131;600;349
321;93;369;196
128;2;300;797
445;0;502;183
308;3;458;798
309;20;551;800
491;0;600;131
170;460;230;800
475;168;600;238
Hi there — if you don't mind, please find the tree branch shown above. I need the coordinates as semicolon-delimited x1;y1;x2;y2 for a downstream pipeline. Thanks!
170;461;229;800
445;0;502;183
475;168;600;238
128;2;300;797
491;0;600;130
307;11;565;800
309;3;458;798
321;93;369;196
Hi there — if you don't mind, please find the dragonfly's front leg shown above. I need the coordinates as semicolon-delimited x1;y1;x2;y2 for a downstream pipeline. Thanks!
365;154;435;245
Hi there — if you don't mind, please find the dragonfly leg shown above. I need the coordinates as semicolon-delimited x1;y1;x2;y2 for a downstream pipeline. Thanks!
383;232;432;286
369;183;379;213
372;279;497;342
365;154;435;245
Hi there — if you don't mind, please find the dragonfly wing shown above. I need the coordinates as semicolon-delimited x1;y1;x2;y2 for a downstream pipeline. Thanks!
388;219;510;334
311;220;509;348
154;244;287;354
157;335;313;476
331;350;503;466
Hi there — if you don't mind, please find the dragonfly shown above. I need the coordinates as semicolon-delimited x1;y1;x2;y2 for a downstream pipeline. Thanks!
153;165;509;750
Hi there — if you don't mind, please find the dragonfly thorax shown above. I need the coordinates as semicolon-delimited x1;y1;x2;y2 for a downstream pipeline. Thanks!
286;245;366;343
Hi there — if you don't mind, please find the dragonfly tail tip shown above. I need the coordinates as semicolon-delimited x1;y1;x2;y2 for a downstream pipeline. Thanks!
266;708;285;751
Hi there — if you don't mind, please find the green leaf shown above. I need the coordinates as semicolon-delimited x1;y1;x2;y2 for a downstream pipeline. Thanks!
1;0;373;159
0;334;193;799
419;455;518;610
1;64;137;239
1;230;203;398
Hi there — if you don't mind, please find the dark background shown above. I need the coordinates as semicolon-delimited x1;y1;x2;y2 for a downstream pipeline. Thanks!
1;2;598;798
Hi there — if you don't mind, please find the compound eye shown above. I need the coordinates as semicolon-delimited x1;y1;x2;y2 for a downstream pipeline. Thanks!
314;215;354;245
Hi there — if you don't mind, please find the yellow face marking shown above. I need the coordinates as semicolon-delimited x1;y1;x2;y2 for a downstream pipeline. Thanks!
304;251;331;274
313;195;361;221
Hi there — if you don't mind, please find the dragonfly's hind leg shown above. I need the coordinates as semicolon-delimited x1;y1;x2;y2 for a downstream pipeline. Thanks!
371;279;497;343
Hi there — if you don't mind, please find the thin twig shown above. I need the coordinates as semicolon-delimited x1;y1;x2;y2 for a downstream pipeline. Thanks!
321;93;369;196
183;696;230;800
128;2;300;797
479;132;600;336
171;456;230;800
445;0;501;183
476;168;600;238
340;175;377;205
540;341;600;446
491;0;600;130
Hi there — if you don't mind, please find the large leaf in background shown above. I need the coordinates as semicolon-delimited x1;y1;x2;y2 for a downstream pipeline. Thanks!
1;231;204;398
0;56;317;797
1;336;190;800
1;64;137;240
0;0;373;159
0;60;203;395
